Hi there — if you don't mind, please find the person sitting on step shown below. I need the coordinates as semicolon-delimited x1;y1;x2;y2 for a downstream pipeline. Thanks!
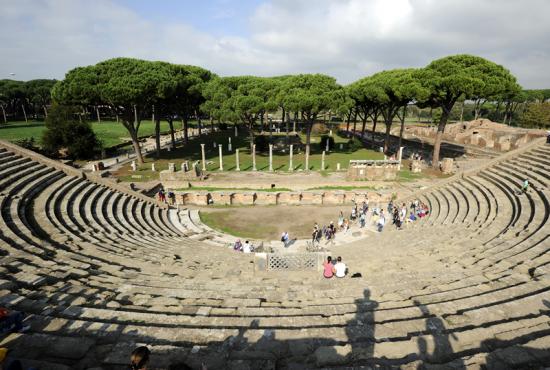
243;240;253;253
233;239;242;252
323;256;334;279
334;256;348;278
0;308;29;335
520;179;530;194
130;346;150;370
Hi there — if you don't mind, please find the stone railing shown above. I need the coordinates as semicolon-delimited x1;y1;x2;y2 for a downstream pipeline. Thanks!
399;136;547;203
175;189;392;206
254;252;329;271
0;140;168;209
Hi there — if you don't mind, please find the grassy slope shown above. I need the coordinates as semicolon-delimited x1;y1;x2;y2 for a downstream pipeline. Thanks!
0;120;178;148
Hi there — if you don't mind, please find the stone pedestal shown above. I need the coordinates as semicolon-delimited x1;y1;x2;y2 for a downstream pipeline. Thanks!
410;160;422;173
168;163;176;172
151;163;156;172
130;161;137;171
321;151;326;171
235;149;240;171
441;158;454;174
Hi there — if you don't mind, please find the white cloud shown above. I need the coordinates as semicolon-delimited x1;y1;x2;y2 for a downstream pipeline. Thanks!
0;0;549;88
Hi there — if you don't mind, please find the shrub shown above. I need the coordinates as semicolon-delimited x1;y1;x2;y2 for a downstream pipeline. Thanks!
42;104;101;159
218;122;228;130
254;135;269;152
347;136;364;152
14;137;40;152
319;135;335;151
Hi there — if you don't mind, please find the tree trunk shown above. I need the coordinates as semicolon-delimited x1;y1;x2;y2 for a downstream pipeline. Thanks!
361;117;367;137
371;115;378;149
384;117;392;154
459;102;464;123
43;105;48;118
130;127;145;164
260;112;265;133
268;114;273;141
22;104;28;123
196;110;202;136
346;112;350;133
432;108;450;169
398;105;406;150
305;115;314;147
1;105;7;123
168;119;176;148
210;116;214;132
183;117;189;143
96;106;100;123
155;118;161;158
248;121;255;152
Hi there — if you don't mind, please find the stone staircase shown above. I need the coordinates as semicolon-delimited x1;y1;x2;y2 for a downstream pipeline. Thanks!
0;141;549;369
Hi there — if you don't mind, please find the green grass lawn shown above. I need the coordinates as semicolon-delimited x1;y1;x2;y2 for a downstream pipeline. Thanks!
0;120;196;148
118;130;385;180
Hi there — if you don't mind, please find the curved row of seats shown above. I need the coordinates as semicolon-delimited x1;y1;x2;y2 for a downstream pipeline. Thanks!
1;143;549;369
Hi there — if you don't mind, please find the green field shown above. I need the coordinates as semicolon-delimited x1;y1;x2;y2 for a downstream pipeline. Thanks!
0;120;184;148
115;130;386;181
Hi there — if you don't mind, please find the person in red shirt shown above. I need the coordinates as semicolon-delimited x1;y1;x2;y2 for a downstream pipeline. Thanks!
0;308;29;334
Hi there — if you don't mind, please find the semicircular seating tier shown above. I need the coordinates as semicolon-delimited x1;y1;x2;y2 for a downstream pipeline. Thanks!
0;140;549;370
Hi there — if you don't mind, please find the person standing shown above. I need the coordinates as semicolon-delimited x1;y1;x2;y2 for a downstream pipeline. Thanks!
281;231;289;248
377;210;386;232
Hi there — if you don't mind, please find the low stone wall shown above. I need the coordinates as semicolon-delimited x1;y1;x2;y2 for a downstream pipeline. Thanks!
175;190;391;206
347;160;400;181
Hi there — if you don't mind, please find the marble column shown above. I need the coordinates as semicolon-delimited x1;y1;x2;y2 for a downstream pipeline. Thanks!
235;149;240;171
252;144;257;171
321;151;325;171
219;145;223;170
200;144;206;171
269;144;273;171
398;146;404;171
289;144;293;171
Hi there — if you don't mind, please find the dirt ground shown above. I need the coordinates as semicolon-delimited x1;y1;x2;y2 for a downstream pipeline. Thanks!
198;204;368;240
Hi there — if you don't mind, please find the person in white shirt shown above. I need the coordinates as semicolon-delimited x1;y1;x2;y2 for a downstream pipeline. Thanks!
334;256;347;278
243;240;252;253
281;231;289;247
377;210;386;232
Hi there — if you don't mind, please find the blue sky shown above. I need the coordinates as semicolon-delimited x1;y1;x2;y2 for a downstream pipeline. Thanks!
116;0;260;37
1;0;549;87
